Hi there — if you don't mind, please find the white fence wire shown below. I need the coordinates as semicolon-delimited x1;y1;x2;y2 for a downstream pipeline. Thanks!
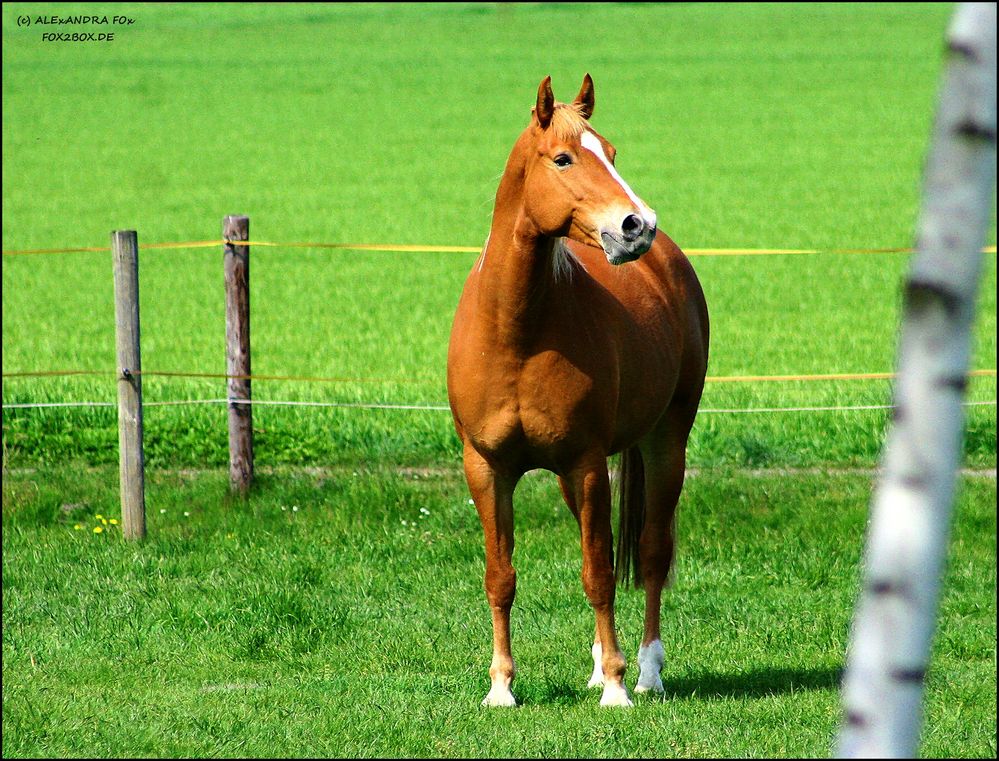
2;398;995;414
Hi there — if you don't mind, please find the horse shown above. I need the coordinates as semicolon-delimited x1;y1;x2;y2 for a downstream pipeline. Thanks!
446;74;709;707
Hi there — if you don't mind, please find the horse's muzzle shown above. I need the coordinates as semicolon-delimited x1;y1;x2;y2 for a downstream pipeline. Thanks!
601;224;656;265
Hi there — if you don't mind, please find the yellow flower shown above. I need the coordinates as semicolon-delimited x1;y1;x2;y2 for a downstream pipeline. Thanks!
93;526;104;534
109;519;119;525
101;518;109;525
95;514;104;520
74;524;83;530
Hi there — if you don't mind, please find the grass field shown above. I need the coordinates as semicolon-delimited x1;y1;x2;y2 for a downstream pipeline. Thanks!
2;466;995;758
2;2;996;758
2;1;995;470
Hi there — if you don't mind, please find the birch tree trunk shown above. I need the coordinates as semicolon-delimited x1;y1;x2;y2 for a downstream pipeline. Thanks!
836;3;996;757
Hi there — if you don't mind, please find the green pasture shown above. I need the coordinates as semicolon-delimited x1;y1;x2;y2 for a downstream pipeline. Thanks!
2;466;996;758
2;1;995;469
2;2;997;758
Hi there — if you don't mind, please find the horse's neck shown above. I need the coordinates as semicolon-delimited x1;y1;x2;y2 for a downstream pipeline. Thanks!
477;206;561;349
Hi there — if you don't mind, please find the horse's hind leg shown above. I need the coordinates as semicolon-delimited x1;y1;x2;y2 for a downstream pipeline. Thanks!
635;414;694;694
464;444;519;707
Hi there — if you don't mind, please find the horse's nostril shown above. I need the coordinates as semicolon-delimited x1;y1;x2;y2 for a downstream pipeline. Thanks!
621;214;644;242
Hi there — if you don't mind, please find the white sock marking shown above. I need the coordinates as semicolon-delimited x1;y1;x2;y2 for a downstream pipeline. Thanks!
482;681;517;707
588;641;604;688
482;661;516;707
635;639;665;694
590;640;634;706
600;680;634;707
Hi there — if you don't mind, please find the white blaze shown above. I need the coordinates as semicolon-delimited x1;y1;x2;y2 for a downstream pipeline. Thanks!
580;131;657;229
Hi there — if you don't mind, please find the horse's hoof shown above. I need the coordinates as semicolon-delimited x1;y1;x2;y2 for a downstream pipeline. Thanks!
481;686;517;707
599;682;634;707
634;677;664;694
587;673;604;689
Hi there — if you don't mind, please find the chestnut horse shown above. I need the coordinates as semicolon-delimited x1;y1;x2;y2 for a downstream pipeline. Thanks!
446;75;709;707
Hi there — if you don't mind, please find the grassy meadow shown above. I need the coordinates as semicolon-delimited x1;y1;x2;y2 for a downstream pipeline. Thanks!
2;2;996;758
2;1;995;470
2;466;996;758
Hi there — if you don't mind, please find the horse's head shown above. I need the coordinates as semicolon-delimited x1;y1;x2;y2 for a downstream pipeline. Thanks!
516;74;658;265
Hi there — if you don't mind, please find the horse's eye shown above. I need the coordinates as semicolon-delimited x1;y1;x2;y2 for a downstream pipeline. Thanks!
553;154;573;168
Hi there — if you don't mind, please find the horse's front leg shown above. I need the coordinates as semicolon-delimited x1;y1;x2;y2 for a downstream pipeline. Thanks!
564;458;633;707
464;443;519;707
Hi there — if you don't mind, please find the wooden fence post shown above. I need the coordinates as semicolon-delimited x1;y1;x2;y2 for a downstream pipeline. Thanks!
112;230;146;540
224;215;253;494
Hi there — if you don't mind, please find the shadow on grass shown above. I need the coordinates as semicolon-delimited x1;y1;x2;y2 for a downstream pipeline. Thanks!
659;665;843;701
515;666;843;707
517;678;591;707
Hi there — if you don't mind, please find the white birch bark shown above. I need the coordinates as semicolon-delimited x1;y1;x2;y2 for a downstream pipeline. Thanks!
836;3;996;758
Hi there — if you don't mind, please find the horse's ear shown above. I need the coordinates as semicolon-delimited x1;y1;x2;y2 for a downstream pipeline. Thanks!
573;73;595;120
535;75;554;129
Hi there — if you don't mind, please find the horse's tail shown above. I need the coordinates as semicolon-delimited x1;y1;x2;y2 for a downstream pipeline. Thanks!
615;446;646;588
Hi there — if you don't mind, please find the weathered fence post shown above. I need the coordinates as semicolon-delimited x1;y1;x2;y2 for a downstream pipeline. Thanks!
836;3;996;757
224;215;253;494
112;230;146;540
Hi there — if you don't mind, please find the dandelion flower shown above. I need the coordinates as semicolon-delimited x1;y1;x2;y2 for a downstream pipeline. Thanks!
101;518;109;525
93;526;104;534
109;519;119;525
74;524;83;530
95;514;104;520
